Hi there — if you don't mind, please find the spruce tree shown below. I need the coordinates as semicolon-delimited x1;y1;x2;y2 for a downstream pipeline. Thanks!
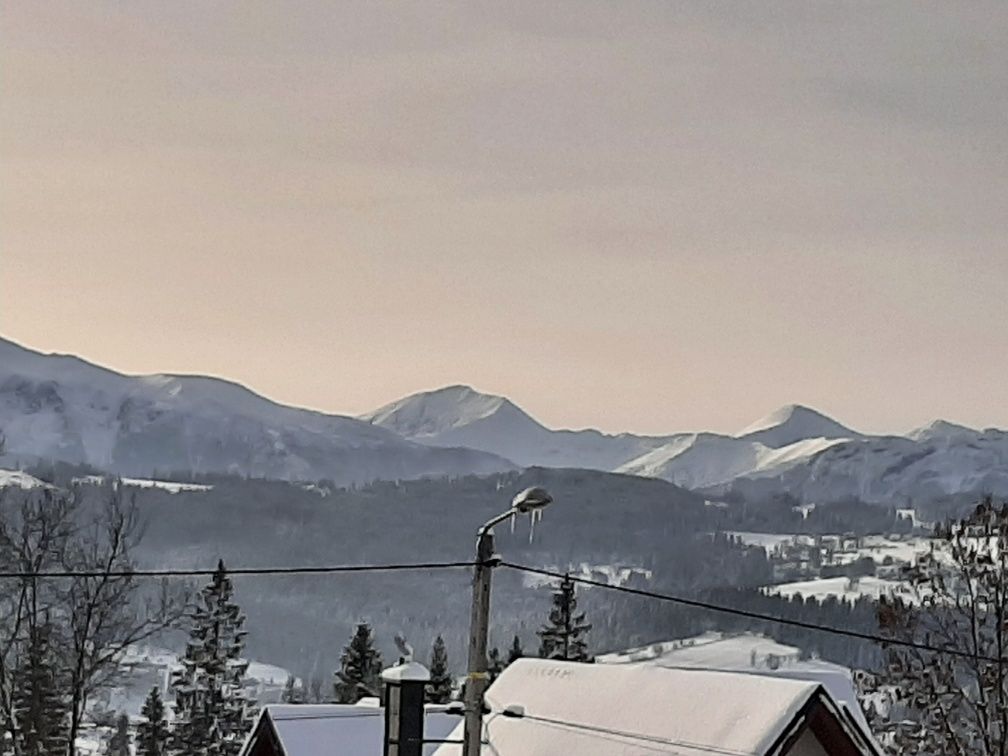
426;636;452;704
487;647;504;684
537;574;592;662
12;621;68;756
137;687;169;756
170;560;251;756
109;713;131;756
334;624;382;703
507;635;524;665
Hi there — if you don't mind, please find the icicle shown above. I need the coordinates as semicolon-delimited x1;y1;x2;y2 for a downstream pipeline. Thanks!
529;512;535;544
510;511;516;534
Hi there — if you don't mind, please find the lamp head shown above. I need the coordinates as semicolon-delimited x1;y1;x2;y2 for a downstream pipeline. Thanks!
512;486;552;514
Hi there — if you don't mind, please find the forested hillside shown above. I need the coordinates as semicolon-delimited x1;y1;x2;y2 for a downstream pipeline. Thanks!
48;467;907;680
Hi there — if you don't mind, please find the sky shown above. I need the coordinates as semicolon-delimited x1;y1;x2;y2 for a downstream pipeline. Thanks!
2;2;1006;436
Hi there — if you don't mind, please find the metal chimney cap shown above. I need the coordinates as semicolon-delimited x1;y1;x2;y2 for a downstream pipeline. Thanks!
381;660;431;683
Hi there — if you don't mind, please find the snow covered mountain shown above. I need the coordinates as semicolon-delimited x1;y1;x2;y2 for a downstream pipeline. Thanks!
360;385;670;469
735;404;861;447
0;338;513;484
616;434;847;490
5;334;1006;504
367;386;1008;504
728;429;1008;505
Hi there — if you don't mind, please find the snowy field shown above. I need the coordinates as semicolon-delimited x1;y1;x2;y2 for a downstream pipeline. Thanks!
96;645;291;720
728;531;935;566
520;562;652;589
853;534;934;565
726;531;802;550
0;468;48;489
762;576;910;604
74;475;213;493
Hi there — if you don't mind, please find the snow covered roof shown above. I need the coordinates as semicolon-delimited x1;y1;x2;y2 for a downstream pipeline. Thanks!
595;632;874;739
432;658;880;756
381;660;431;683
241;704;459;756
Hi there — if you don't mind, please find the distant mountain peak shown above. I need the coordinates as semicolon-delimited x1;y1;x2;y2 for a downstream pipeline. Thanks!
909;419;979;443
360;384;524;438
736;404;858;449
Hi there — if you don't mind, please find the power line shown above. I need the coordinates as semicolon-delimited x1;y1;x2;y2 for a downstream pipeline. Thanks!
0;561;476;580
6;554;997;666
500;561;1002;665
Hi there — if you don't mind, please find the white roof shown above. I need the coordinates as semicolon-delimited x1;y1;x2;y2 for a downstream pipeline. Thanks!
433;658;849;756
595;631;873;738
246;704;459;756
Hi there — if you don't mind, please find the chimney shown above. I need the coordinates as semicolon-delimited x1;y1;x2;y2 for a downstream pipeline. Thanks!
381;660;431;756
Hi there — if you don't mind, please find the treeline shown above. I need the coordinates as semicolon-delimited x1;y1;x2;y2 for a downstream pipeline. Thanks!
108;469;913;673
11;466;913;678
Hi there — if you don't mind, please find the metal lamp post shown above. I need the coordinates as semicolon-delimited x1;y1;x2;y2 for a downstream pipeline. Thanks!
462;486;552;756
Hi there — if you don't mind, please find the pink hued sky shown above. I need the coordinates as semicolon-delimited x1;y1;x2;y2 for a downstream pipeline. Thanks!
2;2;1006;436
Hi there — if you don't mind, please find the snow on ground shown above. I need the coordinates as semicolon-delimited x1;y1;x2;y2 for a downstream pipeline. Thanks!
855;534;934;565
597;631;804;668
727;531;935;565
74;475;213;493
520;562;651;589
96;645;292;719
299;482;332;497
726;531;803;550
247;660;293;685
0;468;48;489
762;576;909;604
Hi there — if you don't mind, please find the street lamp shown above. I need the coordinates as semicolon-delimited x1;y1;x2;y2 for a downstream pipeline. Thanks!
462;486;552;756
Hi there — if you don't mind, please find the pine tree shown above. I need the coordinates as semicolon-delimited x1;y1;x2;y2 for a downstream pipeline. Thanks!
426;636;452;704
12;621;68;756
109;713;131;756
170;560;251;756
334;624;382;703
487;647;504;684
537;574;592;662
507;635;524;665
137;687;169;756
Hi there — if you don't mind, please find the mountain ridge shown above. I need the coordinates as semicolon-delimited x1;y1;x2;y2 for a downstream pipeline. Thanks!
0;337;515;484
4;335;1007;503
364;384;1008;504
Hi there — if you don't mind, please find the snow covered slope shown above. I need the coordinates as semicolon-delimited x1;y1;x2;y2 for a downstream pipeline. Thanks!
368;385;1008;504
731;430;1008;504
0;468;48;490
0;338;513;485
617;434;847;489
736;404;861;447
361;385;670;469
365;389;858;488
